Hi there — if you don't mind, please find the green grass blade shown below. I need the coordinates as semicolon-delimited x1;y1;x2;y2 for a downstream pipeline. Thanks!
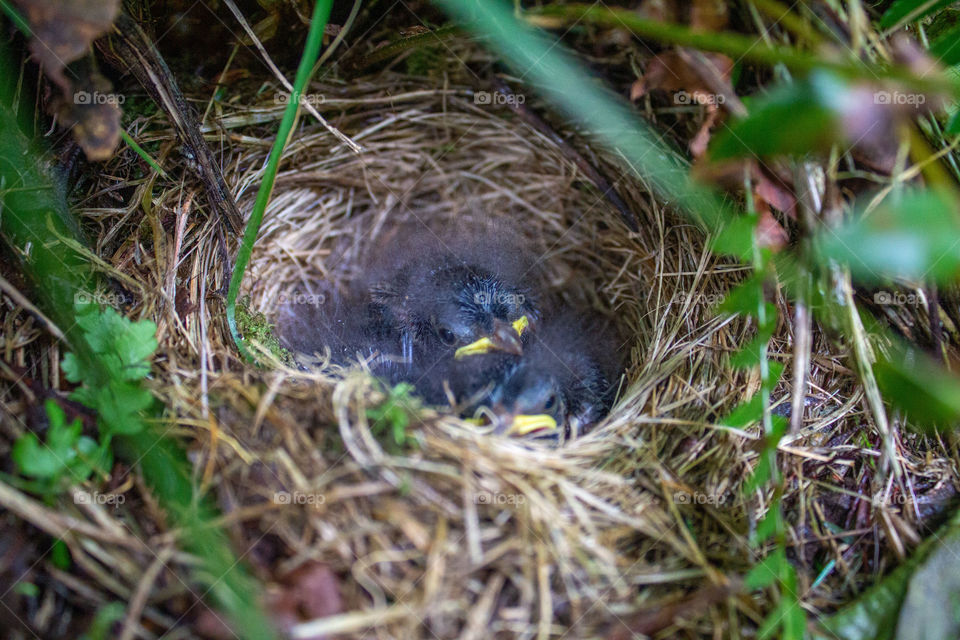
226;0;333;362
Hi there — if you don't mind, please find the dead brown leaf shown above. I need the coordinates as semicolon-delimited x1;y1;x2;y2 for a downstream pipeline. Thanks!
631;49;735;157
56;72;122;161
13;0;120;90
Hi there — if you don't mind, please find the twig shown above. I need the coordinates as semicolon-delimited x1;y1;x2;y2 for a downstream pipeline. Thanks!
222;0;363;154
119;545;175;640
102;13;245;235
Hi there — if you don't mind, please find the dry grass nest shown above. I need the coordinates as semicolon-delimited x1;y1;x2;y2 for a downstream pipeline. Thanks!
18;70;960;638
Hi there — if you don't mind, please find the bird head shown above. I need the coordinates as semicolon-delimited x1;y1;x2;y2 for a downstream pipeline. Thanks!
472;312;620;439
488;363;564;436
427;265;537;358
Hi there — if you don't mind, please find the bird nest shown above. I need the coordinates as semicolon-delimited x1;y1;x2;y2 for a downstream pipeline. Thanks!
41;70;958;638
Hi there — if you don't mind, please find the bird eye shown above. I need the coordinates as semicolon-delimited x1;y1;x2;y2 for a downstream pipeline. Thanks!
544;393;557;411
437;326;457;345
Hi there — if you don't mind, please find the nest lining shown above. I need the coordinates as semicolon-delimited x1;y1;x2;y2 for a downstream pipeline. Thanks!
26;69;958;638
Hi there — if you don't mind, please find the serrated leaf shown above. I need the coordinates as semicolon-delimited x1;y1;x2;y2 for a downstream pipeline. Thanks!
61;352;89;384
12;433;63;479
93;383;152;435
718;274;766;316
722;393;763;428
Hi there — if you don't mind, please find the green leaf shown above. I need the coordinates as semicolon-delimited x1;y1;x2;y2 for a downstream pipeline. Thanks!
90;383;153;435
51;539;71;570
710;75;839;159
80;602;125;640
874;347;960;428
745;547;785;590
81;306;157;380
12;433;63;479
881;0;956;29
718;274;766;316
764;361;786;388
711;214;758;259
947;109;960;135
12;400;89;481
933;25;960;66
817;189;960;283
61;352;91;384
721;393;763;428
731;330;773;369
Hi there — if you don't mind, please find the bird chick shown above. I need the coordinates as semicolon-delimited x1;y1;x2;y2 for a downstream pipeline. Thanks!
275;288;411;373
365;231;542;362
467;313;621;441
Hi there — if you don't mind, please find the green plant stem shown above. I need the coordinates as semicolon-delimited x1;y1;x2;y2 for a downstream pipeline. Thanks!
528;4;960;98
120;129;169;179
436;0;733;234
0;0;32;37
226;0;333;362
749;0;824;46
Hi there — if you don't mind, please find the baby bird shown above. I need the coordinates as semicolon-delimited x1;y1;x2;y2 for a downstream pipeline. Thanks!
364;229;542;363
370;260;538;361
275;288;411;373
463;312;621;441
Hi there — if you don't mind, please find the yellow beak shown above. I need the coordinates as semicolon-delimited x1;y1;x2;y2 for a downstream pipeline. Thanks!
504;413;558;436
454;315;531;360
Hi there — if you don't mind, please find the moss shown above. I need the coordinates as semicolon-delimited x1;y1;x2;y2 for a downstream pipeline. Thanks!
236;296;292;365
